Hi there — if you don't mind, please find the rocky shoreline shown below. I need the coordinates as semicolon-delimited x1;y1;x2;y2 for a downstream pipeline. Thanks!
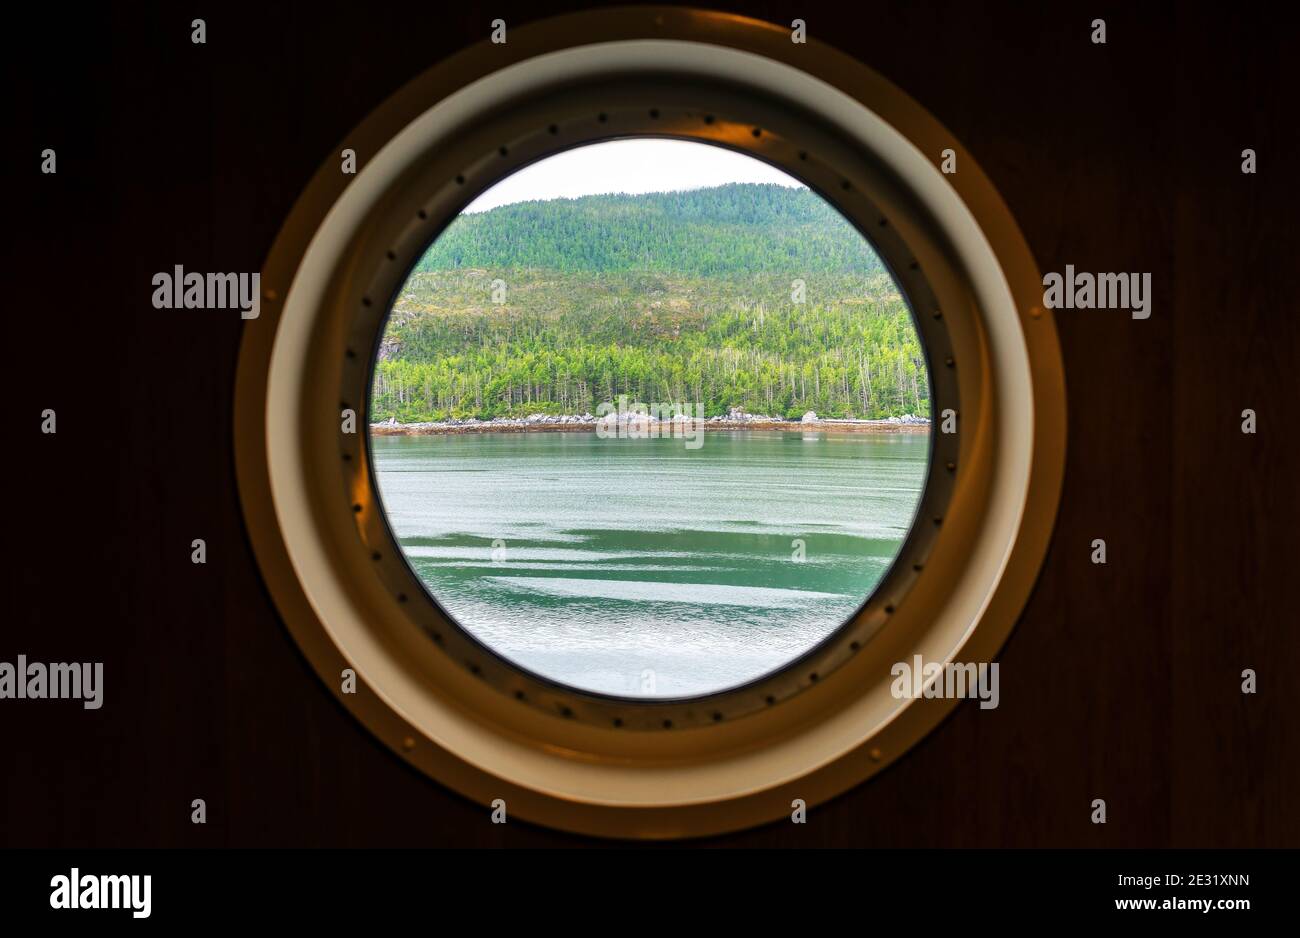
371;410;931;435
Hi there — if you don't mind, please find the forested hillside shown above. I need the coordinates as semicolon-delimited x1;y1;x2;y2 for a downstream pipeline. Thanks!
416;184;885;276
373;184;929;422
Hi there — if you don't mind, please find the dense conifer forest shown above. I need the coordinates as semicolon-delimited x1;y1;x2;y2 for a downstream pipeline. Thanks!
372;184;930;422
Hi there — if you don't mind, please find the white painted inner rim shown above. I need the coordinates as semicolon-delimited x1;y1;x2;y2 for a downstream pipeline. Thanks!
265;39;1032;806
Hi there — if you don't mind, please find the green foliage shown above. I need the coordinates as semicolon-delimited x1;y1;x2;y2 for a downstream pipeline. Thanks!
373;185;928;423
416;184;884;276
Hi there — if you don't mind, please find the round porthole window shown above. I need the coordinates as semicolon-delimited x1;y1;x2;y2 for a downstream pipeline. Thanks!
235;8;1065;838
370;136;938;701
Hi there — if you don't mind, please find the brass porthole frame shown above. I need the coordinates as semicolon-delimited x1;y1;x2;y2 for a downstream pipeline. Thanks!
235;8;1066;839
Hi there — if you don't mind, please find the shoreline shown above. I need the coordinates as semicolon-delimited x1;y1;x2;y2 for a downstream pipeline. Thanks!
371;416;931;436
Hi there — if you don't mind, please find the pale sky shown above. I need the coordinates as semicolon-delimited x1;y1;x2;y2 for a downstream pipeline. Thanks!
462;138;806;213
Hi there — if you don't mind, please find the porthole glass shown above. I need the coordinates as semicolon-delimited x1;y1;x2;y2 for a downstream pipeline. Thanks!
368;138;931;698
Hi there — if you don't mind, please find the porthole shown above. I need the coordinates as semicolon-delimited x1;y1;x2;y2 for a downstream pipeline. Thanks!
235;8;1065;838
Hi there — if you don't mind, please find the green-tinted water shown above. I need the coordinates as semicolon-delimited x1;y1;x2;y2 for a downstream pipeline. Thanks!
372;429;927;697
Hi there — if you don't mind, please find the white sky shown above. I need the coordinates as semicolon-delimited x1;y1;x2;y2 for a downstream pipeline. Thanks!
462;138;806;213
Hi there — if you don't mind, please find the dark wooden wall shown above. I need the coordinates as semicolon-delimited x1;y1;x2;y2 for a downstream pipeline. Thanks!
5;1;1296;847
